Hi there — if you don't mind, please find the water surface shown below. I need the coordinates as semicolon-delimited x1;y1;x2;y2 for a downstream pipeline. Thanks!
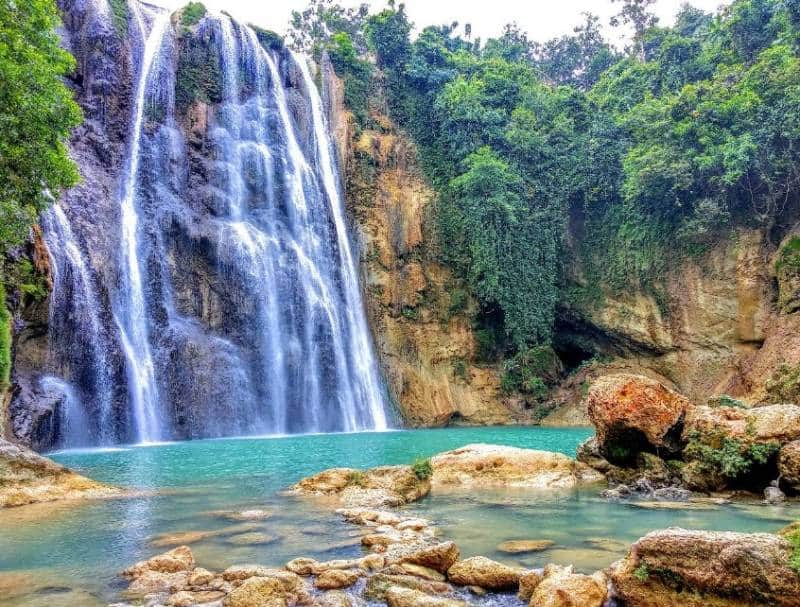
1;427;797;606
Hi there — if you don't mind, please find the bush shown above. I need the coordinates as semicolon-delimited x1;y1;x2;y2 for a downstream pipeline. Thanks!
347;470;366;487
180;2;206;27
412;457;432;480
684;430;780;480
787;525;800;574
501;345;562;397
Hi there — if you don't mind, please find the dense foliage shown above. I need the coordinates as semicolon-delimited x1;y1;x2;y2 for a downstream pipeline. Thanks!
0;0;82;384
289;0;800;368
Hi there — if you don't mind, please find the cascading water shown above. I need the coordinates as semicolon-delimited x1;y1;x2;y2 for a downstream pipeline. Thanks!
41;1;391;446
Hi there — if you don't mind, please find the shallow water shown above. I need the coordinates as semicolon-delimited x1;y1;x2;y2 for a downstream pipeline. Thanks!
1;427;798;606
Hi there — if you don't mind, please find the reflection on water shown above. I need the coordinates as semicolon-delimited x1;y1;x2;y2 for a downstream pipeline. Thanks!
0;427;798;605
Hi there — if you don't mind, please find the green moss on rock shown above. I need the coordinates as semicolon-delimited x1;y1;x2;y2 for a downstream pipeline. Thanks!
109;0;128;36
0;282;10;390
180;2;207;27
250;25;284;52
175;25;223;112
776;236;800;314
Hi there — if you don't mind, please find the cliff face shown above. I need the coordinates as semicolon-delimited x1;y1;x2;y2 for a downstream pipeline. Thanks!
322;62;538;427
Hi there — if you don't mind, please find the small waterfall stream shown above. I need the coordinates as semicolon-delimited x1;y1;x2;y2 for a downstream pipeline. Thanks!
41;1;391;446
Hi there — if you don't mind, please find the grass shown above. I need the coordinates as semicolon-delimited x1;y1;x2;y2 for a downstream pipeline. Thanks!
633;563;650;582
411;457;432;481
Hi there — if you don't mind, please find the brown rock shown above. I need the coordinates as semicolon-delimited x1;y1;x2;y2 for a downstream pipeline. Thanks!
430;444;603;489
313;590;353;607
314;569;361;590
682;404;800;444
385;587;466;607
497;540;554;554
286;558;318;576
187;567;216;586
168;590;226;606
779;440;800;492
518;570;543;601
123;546;196;579
529;565;607;607
365;573;453;601
446;557;526;591
0;438;119;508
399;541;459;574
126;570;190;595
610;528;800;607
587;374;691;458
291;465;430;508
399;564;446;582
223;576;287;607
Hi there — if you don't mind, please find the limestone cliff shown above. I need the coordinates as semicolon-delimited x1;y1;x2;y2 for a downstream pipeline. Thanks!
322;61;537;427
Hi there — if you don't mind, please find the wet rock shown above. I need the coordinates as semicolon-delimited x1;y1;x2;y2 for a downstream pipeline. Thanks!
222;509;272;522
168;590;225;606
313;590;352;607
430;444;603;489
126;571;191;596
291;466;430;508
187;567;216;586
399;564;446;582
764;485;786;504
651;486;691;501
679;460;727;492
529;565;607;607
587;374;690;460
149;530;221;548
518;570;543;601
446;557;526;591
225;532;278;546
364;573;453;601
314;569;361;590
779;440;800;493
0;438;119;508
575;437;612;473
223;577;287;607
610;528;800;607
398;541;459;574
385;587;466;607
123;547;196;579
286;558;318;576
497;540;555;554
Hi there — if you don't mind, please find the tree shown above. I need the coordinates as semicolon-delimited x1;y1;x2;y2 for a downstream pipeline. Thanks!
610;0;659;58
0;0;81;255
287;0;370;54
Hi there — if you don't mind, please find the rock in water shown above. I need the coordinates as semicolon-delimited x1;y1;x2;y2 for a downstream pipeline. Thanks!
587;374;690;460
290;465;430;508
446;557;526;591
497;540;555;554
0;438;118;507
430;444;604;489
610;528;800;607
529;565;607;607
682;404;800;444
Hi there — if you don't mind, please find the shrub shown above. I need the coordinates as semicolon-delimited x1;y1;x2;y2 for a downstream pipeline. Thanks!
251;25;284;52
347;470;366;487
180;2;206;27
633;563;650;582
501;345;562;397
411;457;432;480
683;430;780;480
786;525;800;574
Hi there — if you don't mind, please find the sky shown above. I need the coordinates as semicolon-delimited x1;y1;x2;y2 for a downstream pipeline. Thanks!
150;0;731;46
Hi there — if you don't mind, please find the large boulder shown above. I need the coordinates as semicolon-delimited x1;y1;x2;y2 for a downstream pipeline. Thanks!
779;440;800;493
123;546;196;579
587;374;690;461
290;465;430;508
529;565;607;607
385;587;465;607
0;438;119;507
609;528;800;607
430;444;603;489
446;557;526;591
682;404;800;444
399;541;459;574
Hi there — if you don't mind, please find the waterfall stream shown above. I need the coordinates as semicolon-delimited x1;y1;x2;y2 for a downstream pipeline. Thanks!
41;1;391;446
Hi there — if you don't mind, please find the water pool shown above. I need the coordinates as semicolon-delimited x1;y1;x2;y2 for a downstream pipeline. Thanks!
0;427;797;606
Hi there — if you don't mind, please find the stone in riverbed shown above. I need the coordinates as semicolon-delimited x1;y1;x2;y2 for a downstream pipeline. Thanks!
126;571;191;596
682;404;800;444
529;565;607;607
399;564;446;582
385;587;466;607
518;570;543;601
430;444;603;489
168;590;226;606
398;541;459;574
446;557;526;591
291;466;430;508
779;440;800;493
610;527;800;607
187;567;216;586
225;532;279;546
286;558;318;576
149;530;221;548
314;569;361;590
313;590;353;607
497;540;554;554
223;576;288;607
123;546;196;579
0;438;120;508
364;573;453;601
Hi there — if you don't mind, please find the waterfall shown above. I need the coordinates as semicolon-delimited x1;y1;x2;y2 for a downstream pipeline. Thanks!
42;2;391;446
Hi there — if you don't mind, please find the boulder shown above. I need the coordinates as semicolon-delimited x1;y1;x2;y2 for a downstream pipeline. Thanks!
385;587;466;607
223;577;288;607
779;440;800;492
446;557;526;591
123;546;196;579
364;573;453;601
682;404;800;444
126;570;191;595
587;374;690;460
610;528;800;607
0;438;119;507
399;541;459;574
518;570;543;601
168;590;225;606
291;465;430;508
430;444;603;489
529;565;607;607
314;569;361;590
399;564;446;582
313;591;353;607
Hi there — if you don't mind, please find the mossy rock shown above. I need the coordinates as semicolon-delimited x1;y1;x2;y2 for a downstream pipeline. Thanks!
776;236;800;314
175;22;223;112
251;25;284;52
